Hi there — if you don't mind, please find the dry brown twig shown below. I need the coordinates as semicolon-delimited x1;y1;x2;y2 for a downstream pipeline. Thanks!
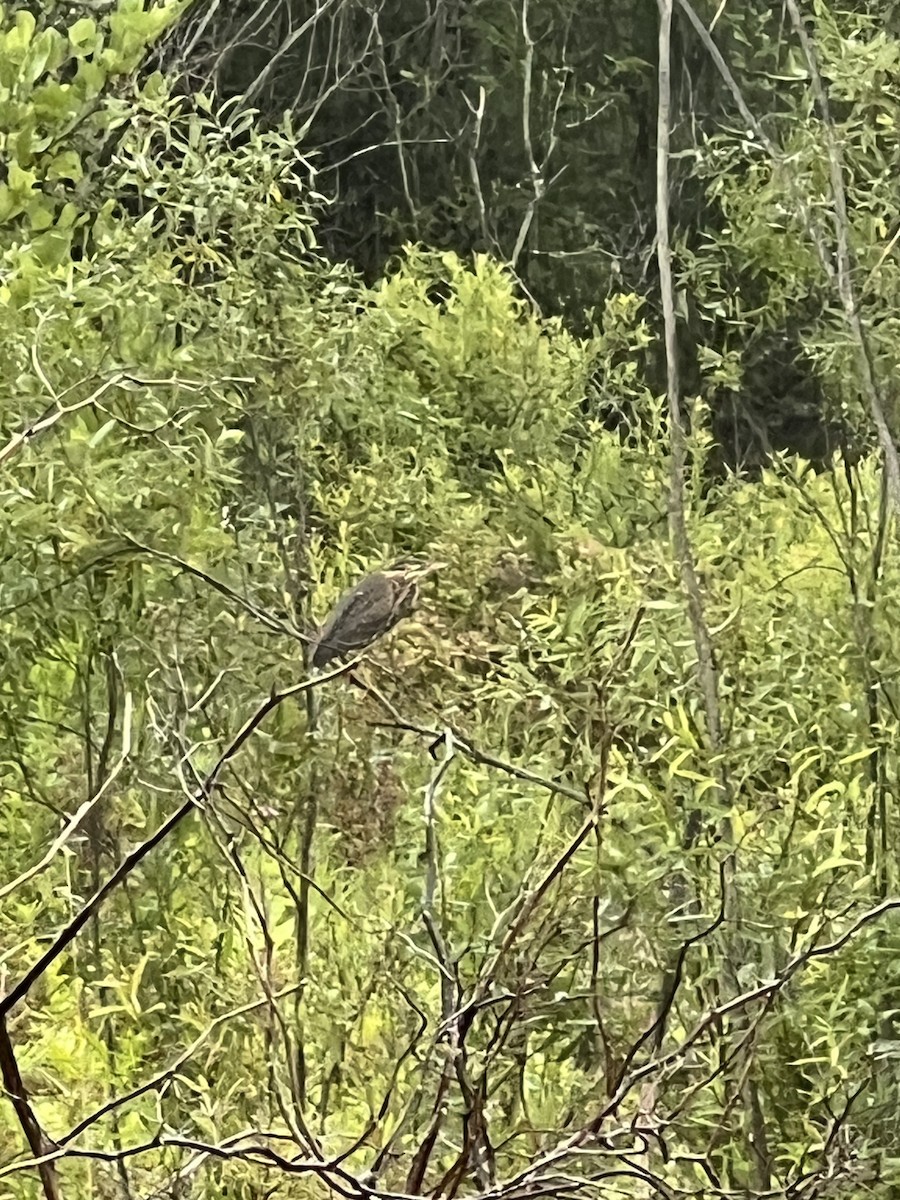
4;891;893;1198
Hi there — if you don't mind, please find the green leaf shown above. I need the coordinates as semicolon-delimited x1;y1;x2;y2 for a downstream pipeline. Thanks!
20;29;59;85
837;747;876;766
32;228;74;269
811;855;862;878
6;9;36;54
88;419;118;448
46;151;83;183
68;16;98;50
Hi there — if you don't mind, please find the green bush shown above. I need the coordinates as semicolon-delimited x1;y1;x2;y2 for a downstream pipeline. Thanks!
2;4;900;1198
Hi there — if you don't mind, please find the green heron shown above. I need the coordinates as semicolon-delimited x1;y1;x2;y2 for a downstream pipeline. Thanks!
310;556;446;670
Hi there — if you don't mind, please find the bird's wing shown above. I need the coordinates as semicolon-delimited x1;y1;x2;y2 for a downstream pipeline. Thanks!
311;576;400;667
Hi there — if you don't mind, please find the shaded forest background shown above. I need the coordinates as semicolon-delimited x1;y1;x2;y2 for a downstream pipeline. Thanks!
3;2;900;1199
149;0;899;471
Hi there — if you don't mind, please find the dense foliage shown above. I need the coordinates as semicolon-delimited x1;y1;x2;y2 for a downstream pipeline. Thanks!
148;0;900;466
2;2;900;1200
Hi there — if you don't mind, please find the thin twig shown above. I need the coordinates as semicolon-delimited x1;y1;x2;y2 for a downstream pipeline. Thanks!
0;692;133;902
0;667;352;1019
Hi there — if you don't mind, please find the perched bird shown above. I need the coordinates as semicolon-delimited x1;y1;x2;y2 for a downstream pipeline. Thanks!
310;556;446;670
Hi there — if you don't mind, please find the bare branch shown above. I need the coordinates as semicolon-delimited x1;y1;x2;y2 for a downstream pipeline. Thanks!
0;1020;60;1200
655;0;722;767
